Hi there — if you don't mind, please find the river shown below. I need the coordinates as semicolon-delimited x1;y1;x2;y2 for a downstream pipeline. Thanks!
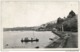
3;31;58;48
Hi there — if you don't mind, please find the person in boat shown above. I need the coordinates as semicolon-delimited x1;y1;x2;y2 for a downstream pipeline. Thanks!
36;38;39;41
25;37;29;40
31;38;33;40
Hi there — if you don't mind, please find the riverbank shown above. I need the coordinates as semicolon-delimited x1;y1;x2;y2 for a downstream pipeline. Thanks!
46;31;78;48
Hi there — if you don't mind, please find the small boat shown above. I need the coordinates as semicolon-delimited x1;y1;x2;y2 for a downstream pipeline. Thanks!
35;46;39;48
21;37;39;42
49;38;53;40
21;31;39;43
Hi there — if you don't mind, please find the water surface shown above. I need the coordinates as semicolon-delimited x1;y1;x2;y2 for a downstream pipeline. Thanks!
4;31;57;48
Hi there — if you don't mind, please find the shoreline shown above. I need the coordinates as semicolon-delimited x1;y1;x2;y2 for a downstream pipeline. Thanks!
45;31;78;48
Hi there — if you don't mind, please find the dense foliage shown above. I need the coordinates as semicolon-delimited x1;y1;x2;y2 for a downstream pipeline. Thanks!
45;10;78;32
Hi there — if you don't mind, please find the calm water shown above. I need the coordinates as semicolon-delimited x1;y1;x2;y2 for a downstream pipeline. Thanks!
3;31;58;48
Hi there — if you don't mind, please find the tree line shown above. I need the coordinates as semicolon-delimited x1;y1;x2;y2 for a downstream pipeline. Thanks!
40;10;78;32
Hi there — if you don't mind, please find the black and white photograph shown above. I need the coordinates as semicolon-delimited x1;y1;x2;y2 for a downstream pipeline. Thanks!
2;1;78;49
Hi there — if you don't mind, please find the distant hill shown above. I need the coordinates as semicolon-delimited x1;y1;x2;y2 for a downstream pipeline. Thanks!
3;26;39;31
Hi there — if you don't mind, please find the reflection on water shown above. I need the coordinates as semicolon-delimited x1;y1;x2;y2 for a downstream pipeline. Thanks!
4;31;57;48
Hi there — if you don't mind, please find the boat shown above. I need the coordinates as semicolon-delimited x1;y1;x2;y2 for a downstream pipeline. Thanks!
35;46;39;48
21;37;39;42
49;38;54;40
21;31;39;42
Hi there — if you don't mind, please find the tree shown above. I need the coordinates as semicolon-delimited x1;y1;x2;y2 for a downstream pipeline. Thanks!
67;10;76;18
57;17;64;24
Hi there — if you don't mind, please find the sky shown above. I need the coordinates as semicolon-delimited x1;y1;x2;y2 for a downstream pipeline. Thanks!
2;1;78;28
